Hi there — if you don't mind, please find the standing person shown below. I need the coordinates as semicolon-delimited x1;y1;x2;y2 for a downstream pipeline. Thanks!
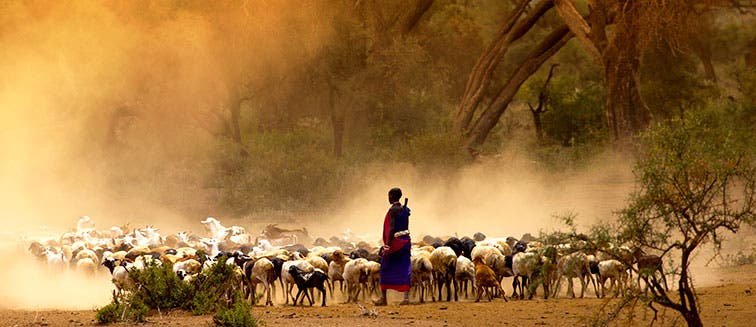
374;187;411;306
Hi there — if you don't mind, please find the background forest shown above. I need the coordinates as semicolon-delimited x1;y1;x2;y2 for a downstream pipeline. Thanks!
1;0;754;220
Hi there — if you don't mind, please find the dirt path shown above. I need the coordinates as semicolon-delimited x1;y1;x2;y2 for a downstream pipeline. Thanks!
3;265;755;327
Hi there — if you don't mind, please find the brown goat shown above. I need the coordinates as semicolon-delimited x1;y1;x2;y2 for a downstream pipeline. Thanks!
636;254;669;292
473;257;508;302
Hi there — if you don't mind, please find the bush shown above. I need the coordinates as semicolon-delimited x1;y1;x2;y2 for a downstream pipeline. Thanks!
213;298;257;327
126;260;190;310
95;257;255;324
95;301;121;324
95;296;148;324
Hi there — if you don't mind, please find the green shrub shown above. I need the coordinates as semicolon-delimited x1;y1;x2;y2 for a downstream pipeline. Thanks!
213;298;257;327
95;257;255;324
126;260;190;310
95;301;121;324
95;296;148;324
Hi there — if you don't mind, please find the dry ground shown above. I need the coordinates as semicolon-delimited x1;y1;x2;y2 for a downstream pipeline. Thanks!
2;264;755;327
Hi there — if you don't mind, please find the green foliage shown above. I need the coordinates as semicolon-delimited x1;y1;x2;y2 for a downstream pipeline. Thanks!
95;257;254;324
602;105;755;325
126;260;190;310
398;130;470;167
641;46;720;119
723;247;756;266
95;301;121;324
95;295;148;324
213;297;257;327
540;76;606;147
619;105;756;249
215;126;348;213
187;256;244;315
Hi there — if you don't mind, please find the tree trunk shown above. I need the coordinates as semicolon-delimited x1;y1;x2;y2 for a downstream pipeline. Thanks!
529;64;558;143
746;34;756;67
230;96;249;157
454;0;552;133
328;85;345;158
399;0;434;36
682;310;704;327
464;26;572;151
602;20;650;145
692;34;717;82
531;108;544;142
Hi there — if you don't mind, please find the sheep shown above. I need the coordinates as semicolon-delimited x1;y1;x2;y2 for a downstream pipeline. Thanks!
244;257;276;306
327;250;349;298
289;266;329;306
410;250;435;303
459;236;477;259
173;258;202;275
443;237;464;257
553;251;596;299
281;260;314;304
472;245;513;293
512;251;540;299
455;255;475;299
305;254;331;300
42;248;66;273
74;248;99;266
132;254;162;270
342;258;370;303
365;261;381;298
598;259;628;298
472;256;507;302
76;257;97;276
430;246;457;302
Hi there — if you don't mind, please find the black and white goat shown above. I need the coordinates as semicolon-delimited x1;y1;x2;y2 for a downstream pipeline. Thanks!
288;266;329;307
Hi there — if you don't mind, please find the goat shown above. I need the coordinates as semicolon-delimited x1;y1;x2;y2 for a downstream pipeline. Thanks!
473;256;508;302
636;254;669;292
289;266;328;306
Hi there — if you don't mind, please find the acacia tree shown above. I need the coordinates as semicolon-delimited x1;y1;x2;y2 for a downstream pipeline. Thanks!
455;0;574;153
614;107;755;326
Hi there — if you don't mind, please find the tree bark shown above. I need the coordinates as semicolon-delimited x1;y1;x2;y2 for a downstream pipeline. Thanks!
692;34;718;82
746;34;756;67
602;13;650;145
328;83;345;158
529;64;558;142
464;26;572;151
454;0;552;133
399;0;434;35
228;89;250;157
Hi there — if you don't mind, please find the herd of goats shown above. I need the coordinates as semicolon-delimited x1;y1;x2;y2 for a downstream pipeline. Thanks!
24;216;671;307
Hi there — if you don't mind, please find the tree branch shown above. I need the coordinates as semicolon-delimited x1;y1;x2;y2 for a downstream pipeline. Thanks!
554;0;603;65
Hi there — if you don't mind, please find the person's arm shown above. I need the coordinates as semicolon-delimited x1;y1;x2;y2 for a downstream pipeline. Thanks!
384;205;403;254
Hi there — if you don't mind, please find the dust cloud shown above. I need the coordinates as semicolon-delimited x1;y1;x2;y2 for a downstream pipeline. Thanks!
0;1;337;310
0;1;335;232
322;151;635;241
0;1;675;312
0;244;112;310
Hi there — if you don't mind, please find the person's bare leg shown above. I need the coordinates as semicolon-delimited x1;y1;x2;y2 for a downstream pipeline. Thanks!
399;291;410;305
374;289;387;306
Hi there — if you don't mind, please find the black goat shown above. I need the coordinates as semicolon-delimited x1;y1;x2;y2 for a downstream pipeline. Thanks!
288;266;328;306
444;237;464;257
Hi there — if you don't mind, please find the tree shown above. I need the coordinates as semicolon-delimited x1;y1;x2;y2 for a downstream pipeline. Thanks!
455;0;574;154
614;106;755;326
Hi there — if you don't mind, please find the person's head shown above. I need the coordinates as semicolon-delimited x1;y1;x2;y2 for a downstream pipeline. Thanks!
388;187;402;203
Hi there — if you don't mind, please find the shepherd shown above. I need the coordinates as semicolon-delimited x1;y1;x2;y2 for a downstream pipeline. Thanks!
374;187;411;306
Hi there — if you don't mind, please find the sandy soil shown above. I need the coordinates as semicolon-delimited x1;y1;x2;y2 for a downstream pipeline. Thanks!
3;264;755;327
